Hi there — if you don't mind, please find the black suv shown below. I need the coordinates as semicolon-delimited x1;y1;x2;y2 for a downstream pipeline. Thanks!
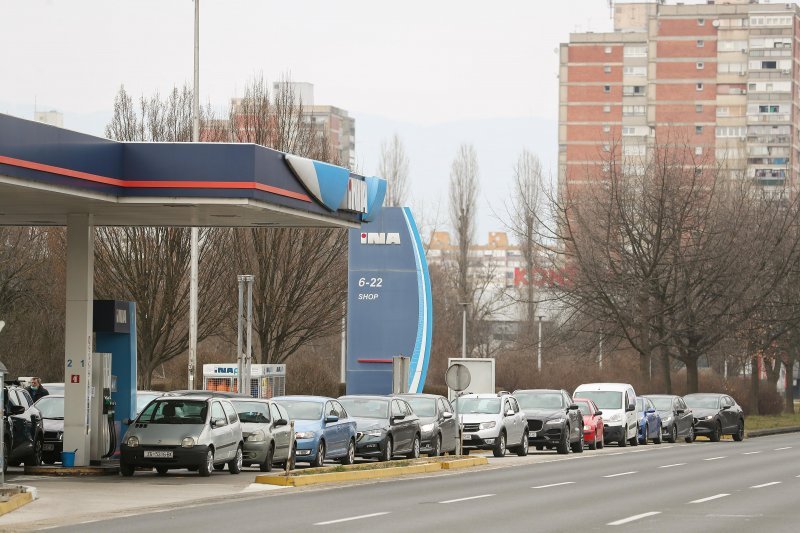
3;384;44;471
513;389;585;454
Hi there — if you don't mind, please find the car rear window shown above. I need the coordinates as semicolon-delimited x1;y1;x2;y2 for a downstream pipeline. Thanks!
138;400;207;424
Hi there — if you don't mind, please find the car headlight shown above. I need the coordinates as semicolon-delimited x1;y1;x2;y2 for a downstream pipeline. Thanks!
662;417;673;425
181;437;196;448
246;430;266;442
479;421;496;430
608;413;623;423
295;431;315;440
583;425;590;431
420;423;434;433
546;417;565;425
365;429;383;437
126;436;139;448
702;415;713;421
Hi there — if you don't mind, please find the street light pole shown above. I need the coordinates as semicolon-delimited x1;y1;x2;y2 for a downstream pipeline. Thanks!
459;302;469;358
188;0;200;389
537;315;544;372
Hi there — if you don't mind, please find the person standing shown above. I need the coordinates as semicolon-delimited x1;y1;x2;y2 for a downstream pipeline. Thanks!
26;377;49;402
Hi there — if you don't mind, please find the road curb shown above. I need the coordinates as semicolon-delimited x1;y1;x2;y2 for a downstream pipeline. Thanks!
0;491;34;517
24;465;119;476
746;426;800;438
255;457;488;487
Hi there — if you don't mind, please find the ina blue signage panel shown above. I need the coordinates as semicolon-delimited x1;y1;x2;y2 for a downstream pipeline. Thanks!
346;207;432;394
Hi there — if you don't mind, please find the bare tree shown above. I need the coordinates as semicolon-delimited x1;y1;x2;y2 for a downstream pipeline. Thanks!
379;134;410;207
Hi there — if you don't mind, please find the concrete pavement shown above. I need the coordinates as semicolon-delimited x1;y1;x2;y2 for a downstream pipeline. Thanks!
24;433;800;532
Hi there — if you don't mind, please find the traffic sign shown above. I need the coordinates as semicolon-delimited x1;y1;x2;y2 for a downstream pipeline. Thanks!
445;363;471;392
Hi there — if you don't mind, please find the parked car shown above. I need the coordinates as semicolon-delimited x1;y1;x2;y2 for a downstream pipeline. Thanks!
3;384;44;471
573;383;638;447
273;395;357;467
572;397;604;450
339;395;422;461
33;394;64;464
136;390;165;415
229;398;294;471
396;393;458;457
636;396;662;445
120;395;244;477
683;393;744;442
456;392;528;457
644;394;694;443
514;389;584;454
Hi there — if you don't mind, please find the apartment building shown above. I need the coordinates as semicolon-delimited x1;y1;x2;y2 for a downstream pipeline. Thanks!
559;0;800;194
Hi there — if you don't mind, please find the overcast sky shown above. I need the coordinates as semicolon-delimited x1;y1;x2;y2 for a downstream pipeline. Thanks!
1;0;616;238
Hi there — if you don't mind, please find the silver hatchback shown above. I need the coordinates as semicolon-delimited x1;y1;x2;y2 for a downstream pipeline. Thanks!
120;396;244;477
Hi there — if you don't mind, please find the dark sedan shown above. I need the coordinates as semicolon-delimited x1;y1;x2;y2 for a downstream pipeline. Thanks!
644;394;694;443
338;396;421;461
396;393;457;456
683;393;744;442
4;385;44;470
513;389;584;454
33;394;64;464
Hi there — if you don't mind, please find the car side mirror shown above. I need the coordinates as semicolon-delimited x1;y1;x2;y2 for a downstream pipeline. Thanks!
442;412;453;419
325;415;339;423
9;405;25;415
274;418;288;427
626;404;635;412
505;409;515;417
212;418;225;428
646;408;656;414
568;404;579;411
721;405;731;410
391;415;405;424
595;411;603;417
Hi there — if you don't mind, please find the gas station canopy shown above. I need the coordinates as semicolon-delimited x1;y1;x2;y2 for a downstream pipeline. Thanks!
0;113;384;228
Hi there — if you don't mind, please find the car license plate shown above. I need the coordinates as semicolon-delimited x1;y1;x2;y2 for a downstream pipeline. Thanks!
144;450;173;458
530;432;538;438
43;443;55;451
463;434;472;440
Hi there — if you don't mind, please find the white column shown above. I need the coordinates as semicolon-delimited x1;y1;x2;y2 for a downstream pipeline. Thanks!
63;214;94;467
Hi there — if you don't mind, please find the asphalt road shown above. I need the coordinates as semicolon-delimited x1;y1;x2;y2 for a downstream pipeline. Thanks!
52;433;800;532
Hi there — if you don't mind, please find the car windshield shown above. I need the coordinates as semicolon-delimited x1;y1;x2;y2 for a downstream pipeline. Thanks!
138;400;207;424
35;396;64;419
649;398;674;411
136;393;161;414
403;397;436;417
232;401;271;423
339;398;389;419
576;391;623;410
275;400;323;421
456;397;501;414
573;400;592;417
515;392;564;410
684;396;720;409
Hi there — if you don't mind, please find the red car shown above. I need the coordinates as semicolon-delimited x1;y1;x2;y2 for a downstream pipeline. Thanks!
573;398;604;450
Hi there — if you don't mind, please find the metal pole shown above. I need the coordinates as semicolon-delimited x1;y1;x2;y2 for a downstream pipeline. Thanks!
454;392;461;456
237;276;244;394
537;316;543;372
598;333;604;370
245;275;253;397
188;0;200;389
461;304;467;358
340;305;347;384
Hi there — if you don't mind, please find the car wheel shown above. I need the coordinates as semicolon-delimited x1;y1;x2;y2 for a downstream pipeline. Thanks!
517;431;529;457
630;427;639;446
493;431;507;457
710;421;722;442
379;436;393;462
199;449;214;477
653;424;662;444
156;466;169;475
597;432;604;450
618;433;627;447
732;420;744;442
407;435;421;459
640;424;649;445
667;425;677;444
260;444;274;472
571;430;584;453
589;432;597;451
556;426;570;455
685;426;695;443
431;434;442;457
228;446;243;474
311;441;326;467
120;461;135;477
340;439;355;465
26;437;43;467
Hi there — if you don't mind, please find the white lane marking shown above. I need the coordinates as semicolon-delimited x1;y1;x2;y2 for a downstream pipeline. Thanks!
439;494;495;504
606;452;624;456
603;471;637;478
742;451;761;455
704;456;725;461
607;512;661;526
751;481;781;489
314;512;389;526
532;482;575;489
774;447;792;451
690;493;730;504
659;463;686;469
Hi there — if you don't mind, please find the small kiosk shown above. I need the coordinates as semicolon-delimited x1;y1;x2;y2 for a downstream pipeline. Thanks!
202;364;286;398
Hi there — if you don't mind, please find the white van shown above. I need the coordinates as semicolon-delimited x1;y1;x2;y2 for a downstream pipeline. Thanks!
573;383;638;447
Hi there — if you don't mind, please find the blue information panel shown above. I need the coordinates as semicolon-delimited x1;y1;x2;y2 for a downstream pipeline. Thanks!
346;207;432;394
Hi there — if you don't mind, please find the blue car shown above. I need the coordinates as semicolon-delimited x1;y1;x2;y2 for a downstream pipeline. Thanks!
273;395;357;467
637;396;662;444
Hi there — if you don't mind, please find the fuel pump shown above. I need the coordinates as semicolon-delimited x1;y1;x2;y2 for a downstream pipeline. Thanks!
90;353;117;463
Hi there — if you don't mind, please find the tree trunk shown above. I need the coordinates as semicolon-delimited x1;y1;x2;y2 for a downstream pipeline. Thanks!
685;358;699;394
639;353;651;389
750;354;760;416
661;349;672;394
785;355;796;414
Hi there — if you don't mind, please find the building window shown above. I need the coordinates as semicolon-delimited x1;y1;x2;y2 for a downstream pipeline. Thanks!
698;18;705;26
602;143;611;152
603;104;611;113
603;124;611;133
695;126;703;135
604;65;611;73
604;46;612;54
696;83;704;91
697;40;704;48
603;85;611;93
696;104;703;113
696;62;704;70
695;146;703;155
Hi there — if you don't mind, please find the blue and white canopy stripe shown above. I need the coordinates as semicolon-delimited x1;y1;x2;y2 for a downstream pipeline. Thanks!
285;154;350;211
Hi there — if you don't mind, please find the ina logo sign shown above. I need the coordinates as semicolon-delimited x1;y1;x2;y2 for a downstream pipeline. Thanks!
360;232;401;245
